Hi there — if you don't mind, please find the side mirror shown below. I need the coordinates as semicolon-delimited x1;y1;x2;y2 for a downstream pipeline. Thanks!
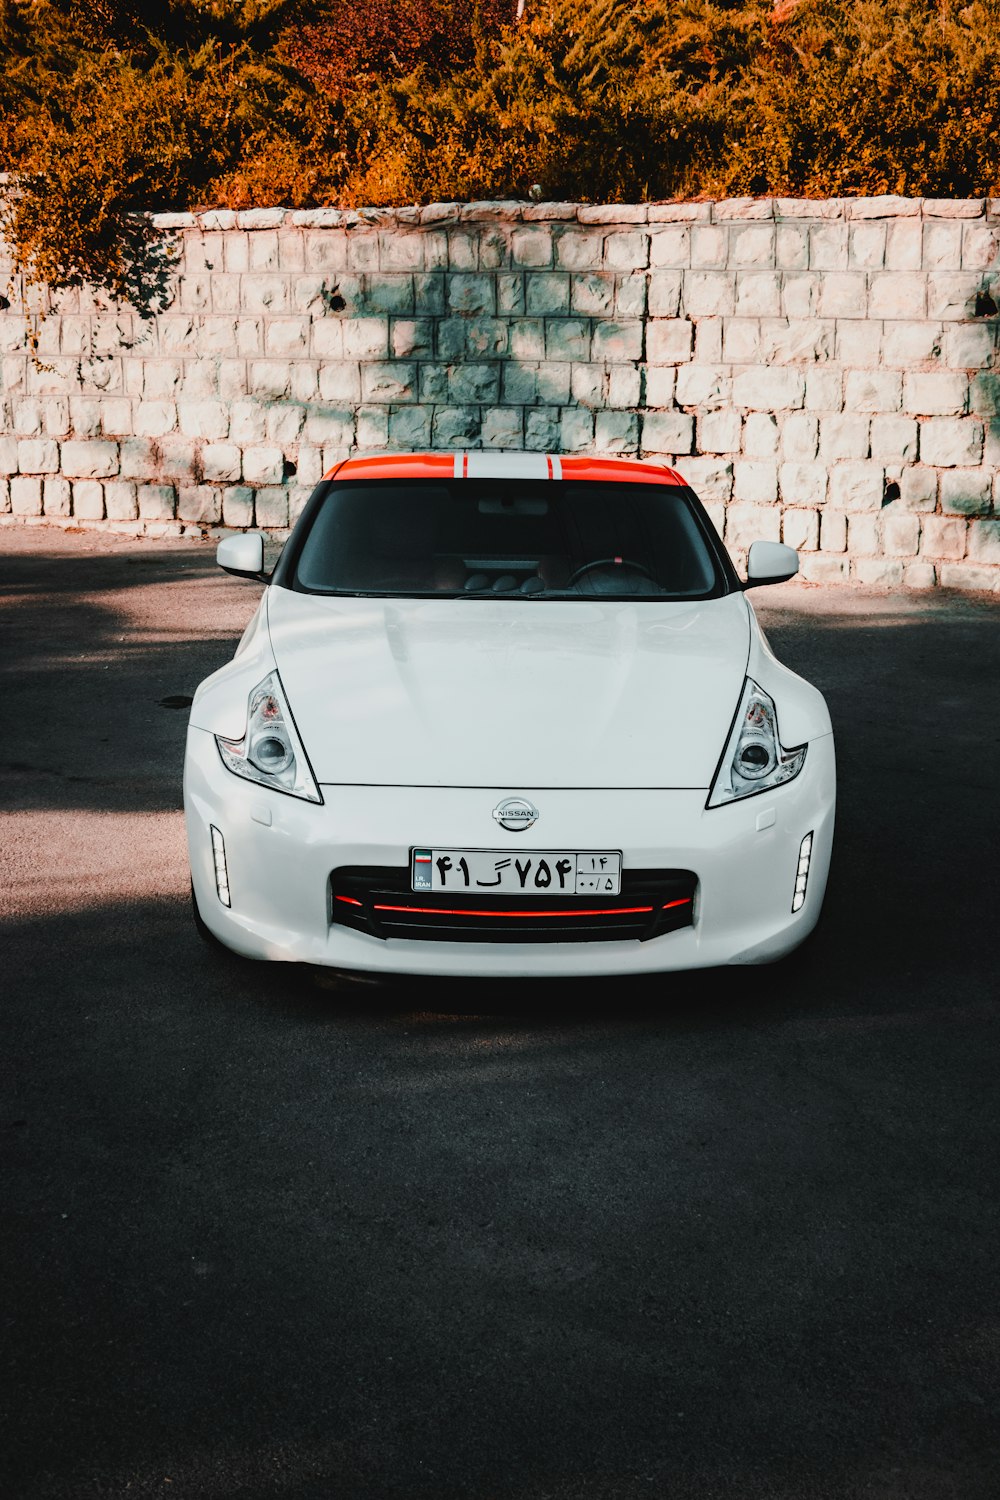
745;540;798;588
217;532;266;580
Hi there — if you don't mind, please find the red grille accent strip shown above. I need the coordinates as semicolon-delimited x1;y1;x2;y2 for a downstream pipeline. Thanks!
373;902;658;919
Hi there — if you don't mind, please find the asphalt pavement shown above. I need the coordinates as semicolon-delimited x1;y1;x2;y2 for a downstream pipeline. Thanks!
2;524;999;1500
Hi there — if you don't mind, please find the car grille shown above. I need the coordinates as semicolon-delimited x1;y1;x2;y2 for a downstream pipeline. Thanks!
330;866;697;944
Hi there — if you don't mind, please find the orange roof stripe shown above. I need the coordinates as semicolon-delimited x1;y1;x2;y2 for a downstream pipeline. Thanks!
324;452;686;484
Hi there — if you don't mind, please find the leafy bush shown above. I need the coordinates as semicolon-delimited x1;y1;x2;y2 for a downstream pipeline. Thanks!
2;0;999;308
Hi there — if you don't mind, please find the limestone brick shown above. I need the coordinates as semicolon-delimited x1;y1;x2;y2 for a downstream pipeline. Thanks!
820;414;870;460
844;371;902;414
674;458;733;502
307;409;355;447
722;321;760;363
919;419;983;467
595;410;638;452
647;272;681;318
17;439;59;473
676;366;732;410
732;368;804;411
449;364;500;404
607;366;641;408
781;508;818;551
733;462;777;504
743;413;779;458
590;321;642;362
776;224;809;270
898;466;939;511
926;273;988;320
644;367;676;408
554;230;604;270
362;362;417;403
103;481;138;520
809;223;849;271
524;409;560;450
698;409;741;453
448;274;496;315
118;438;158;480
779;463;827;507
735;273;781;318
820;512;847;552
882;320;943;367
939;563;1000;591
921;515;967;559
683;272;735;318
641;410;694;455
848;223;886;269
61;440;118;477
222;486;255;527
432;406;481;448
691;227;728;268
799;554;849;583
966;520;1000;565
248;361;291;399
560;408;595;451
904;562;937;588
827;463;884;510
870;416;919;463
202;444;242;483
603;231;649;269
178;400;229;439
648;226;690;267
725;500;780;547
847;514;880;555
177;485;221;524
42;478;71;515
869;273;926;319
855;558;905;585
158;437;198;482
524;276;575;322
645;320;693;364
780;413;818;462
73;481;105;519
882;513;920;556
242;446;285;485
804;368;843;412
11;476;42;514
481;407;524;448
819;274;867;319
903;373;967;416
938;467;993;515
944;324;998;370
884;220;922;271
767;318;839;367
836;321;881;366
255;487;289;528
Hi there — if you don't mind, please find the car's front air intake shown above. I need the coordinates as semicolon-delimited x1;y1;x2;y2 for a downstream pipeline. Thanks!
331;866;697;944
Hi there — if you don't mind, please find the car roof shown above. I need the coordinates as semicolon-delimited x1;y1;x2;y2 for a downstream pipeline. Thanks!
324;452;687;485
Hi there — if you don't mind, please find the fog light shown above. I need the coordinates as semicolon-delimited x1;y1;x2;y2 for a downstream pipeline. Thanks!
792;831;813;913
210;825;231;907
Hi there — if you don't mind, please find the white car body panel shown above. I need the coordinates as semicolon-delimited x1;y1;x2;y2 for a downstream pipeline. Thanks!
185;730;835;976
184;451;837;975
258;587;750;789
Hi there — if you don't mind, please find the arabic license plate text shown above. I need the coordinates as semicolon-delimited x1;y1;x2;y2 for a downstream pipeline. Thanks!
411;849;622;896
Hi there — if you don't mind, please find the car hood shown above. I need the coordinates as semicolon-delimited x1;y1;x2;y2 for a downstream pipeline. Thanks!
266;588;750;789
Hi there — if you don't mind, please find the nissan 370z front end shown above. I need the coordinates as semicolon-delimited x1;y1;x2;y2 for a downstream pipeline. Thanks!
184;452;835;977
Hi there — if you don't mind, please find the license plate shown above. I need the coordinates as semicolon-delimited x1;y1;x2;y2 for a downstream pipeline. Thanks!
411;849;622;896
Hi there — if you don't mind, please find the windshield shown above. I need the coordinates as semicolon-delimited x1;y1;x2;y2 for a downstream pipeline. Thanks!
291;479;725;599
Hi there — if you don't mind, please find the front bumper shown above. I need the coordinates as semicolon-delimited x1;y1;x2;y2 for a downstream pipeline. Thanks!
184;727;835;977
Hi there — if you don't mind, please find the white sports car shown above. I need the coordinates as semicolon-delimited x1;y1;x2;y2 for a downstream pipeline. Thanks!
184;452;835;976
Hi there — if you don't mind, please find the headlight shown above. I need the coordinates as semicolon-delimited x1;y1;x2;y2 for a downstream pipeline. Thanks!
707;678;806;807
216;671;322;803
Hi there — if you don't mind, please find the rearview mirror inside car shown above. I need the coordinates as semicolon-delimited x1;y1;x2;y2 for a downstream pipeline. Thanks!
745;540;799;588
217;532;266;580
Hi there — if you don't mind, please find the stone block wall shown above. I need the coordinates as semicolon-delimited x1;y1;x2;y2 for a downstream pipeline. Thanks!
2;196;999;588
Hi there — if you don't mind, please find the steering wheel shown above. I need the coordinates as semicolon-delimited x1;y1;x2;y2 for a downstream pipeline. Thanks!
567;557;655;586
